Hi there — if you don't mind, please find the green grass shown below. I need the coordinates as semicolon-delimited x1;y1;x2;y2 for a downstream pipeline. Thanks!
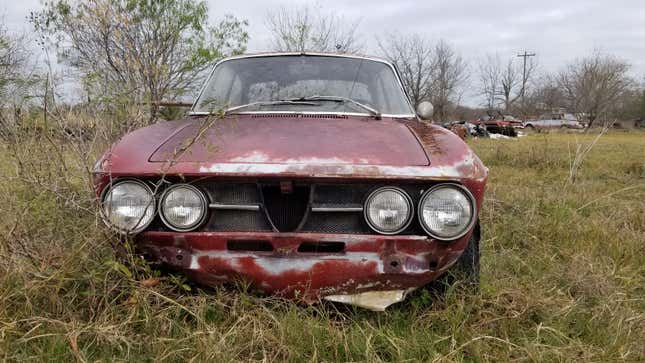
0;130;643;362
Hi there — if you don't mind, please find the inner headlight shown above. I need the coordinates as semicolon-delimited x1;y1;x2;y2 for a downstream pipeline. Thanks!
160;184;208;231
364;187;413;234
102;180;155;233
418;184;475;240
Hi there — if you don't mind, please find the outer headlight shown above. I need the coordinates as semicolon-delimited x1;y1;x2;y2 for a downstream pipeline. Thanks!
418;184;476;240
101;180;155;233
160;184;208;231
364;187;413;235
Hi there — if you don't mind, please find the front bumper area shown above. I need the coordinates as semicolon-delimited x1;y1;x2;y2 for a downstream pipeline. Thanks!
137;231;471;310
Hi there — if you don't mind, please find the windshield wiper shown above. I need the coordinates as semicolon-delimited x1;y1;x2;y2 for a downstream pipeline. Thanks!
288;95;381;119
224;100;318;114
224;96;381;119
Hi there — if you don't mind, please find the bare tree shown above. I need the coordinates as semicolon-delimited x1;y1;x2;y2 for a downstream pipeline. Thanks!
266;5;361;53
478;54;502;110
558;53;633;127
429;40;468;121
478;53;536;112
499;58;521;111
378;33;434;109
0;26;41;129
0;28;29;101
31;0;249;120
528;74;565;114
379;34;466;119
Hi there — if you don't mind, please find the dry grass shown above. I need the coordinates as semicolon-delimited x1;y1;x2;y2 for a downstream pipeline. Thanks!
0;126;643;362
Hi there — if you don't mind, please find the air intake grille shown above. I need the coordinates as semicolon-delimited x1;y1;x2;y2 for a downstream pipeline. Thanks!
201;183;272;232
261;185;310;232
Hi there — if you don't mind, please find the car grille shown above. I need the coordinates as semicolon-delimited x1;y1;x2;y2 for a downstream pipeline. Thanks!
150;180;429;235
261;184;310;232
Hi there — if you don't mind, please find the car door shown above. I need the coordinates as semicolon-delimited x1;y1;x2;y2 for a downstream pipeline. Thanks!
549;114;562;128
534;115;549;128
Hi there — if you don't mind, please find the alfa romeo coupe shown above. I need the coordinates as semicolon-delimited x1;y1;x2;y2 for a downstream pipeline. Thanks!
93;53;488;311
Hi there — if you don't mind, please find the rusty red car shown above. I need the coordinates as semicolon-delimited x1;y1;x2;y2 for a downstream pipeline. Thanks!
93;53;488;311
468;112;522;136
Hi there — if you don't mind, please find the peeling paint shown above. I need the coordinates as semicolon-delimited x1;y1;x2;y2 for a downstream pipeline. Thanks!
230;151;271;163
193;250;386;275
189;256;200;270
196;162;476;179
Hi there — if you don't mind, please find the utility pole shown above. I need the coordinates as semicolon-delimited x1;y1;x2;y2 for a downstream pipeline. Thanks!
517;51;536;119
517;51;536;102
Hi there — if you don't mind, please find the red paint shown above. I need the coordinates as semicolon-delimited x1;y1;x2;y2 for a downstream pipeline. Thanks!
149;116;429;166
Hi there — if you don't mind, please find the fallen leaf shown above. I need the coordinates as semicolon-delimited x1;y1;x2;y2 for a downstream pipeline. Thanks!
140;277;161;287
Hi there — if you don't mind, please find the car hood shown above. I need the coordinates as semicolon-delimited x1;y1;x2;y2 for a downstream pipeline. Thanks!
94;116;487;208
149;115;429;166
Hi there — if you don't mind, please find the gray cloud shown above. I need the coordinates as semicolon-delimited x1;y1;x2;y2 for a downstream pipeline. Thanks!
211;0;645;73
3;0;644;105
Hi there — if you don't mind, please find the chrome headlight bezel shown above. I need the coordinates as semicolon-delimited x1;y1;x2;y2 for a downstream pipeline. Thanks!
363;186;414;235
418;183;477;241
100;179;156;234
159;184;209;232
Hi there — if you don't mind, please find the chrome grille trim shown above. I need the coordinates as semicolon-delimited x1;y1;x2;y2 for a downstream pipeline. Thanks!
209;203;260;211
311;206;363;212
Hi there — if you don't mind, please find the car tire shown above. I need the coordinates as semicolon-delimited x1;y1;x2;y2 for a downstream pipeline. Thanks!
428;222;480;294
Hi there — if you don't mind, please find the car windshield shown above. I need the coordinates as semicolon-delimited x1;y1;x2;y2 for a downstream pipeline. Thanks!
192;55;414;116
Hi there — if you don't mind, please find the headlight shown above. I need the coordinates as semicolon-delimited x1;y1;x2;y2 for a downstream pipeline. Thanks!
418;184;476;240
102;180;155;233
160;184;208;231
364;187;413;234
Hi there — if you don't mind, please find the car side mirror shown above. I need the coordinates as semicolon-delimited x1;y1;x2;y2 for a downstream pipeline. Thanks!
416;101;434;120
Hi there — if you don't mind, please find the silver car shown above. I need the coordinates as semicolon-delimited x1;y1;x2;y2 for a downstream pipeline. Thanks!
525;113;585;129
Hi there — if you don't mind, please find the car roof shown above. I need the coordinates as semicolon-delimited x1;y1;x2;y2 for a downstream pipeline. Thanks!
219;52;396;67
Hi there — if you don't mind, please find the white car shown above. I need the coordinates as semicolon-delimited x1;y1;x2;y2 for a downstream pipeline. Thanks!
524;113;585;129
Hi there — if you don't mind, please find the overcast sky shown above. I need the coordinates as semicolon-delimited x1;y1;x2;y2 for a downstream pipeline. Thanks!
2;0;645;105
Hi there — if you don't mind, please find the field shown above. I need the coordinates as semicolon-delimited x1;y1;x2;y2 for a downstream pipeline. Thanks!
0;129;643;362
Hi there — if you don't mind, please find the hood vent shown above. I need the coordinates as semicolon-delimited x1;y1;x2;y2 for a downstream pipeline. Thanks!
250;113;348;119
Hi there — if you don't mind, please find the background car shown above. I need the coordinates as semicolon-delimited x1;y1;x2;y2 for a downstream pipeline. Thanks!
524;113;585;129
467;112;518;136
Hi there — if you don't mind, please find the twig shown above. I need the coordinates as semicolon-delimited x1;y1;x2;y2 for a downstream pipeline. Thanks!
576;184;644;211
